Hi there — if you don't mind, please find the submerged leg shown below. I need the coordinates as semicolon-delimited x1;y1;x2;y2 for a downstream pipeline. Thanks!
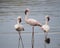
18;31;24;48
32;26;34;48
20;34;24;48
44;41;47;48
44;32;47;48
18;31;21;48
44;32;48;39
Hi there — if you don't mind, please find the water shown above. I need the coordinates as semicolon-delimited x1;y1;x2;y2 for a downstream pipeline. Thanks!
0;0;60;48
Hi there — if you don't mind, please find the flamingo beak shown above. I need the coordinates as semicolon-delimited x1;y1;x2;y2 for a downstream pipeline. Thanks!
19;18;22;23
18;18;22;23
25;8;30;15
25;10;29;15
47;16;50;21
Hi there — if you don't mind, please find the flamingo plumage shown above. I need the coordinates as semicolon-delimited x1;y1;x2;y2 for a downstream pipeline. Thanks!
42;15;50;44
25;8;42;48
14;16;24;48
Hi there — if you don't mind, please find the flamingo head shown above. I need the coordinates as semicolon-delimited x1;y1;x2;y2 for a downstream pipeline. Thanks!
17;16;22;23
45;15;50;22
25;8;30;15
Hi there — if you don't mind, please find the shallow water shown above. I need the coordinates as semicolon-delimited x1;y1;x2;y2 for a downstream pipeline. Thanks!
0;0;60;48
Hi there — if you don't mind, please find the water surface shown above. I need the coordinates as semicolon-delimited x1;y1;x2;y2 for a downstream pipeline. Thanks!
0;0;60;48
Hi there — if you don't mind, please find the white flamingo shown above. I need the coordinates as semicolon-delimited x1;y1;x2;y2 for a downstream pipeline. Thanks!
14;16;24;48
42;16;50;35
24;8;42;48
42;15;50;48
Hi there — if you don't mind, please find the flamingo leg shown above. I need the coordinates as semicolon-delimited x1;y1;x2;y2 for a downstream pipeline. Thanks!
44;32;48;39
18;31;21;48
18;31;24;48
44;40;47;48
44;32;48;48
32;26;34;48
20;33;24;48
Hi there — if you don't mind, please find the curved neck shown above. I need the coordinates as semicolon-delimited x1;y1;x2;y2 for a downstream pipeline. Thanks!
45;18;48;25
17;20;20;24
25;12;29;20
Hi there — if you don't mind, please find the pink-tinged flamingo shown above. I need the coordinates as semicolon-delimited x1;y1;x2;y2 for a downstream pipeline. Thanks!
42;15;50;48
14;16;24;48
24;8;42;48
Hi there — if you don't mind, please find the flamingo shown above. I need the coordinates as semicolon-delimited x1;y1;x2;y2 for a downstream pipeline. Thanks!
24;8;42;48
14;16;24;48
41;15;50;48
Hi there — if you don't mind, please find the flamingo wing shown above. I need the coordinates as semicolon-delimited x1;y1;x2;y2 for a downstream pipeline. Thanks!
26;18;41;26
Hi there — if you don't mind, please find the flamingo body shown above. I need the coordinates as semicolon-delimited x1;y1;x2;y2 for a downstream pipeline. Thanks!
42;24;50;32
14;16;24;31
42;15;50;32
25;18;41;26
15;24;24;31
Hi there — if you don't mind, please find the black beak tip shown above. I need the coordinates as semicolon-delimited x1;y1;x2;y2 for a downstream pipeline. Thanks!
25;8;29;15
46;15;50;21
19;19;22;23
48;17;50;21
25;9;29;15
25;10;27;15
